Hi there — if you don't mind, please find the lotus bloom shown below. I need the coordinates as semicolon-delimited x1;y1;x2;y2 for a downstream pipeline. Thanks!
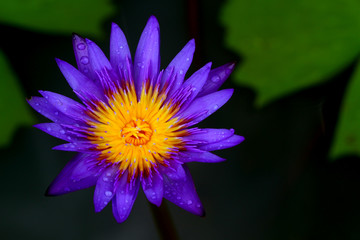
28;16;244;223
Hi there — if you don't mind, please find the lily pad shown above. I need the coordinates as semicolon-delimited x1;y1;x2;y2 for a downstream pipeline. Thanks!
0;50;34;147
330;59;360;160
221;0;360;106
0;0;115;36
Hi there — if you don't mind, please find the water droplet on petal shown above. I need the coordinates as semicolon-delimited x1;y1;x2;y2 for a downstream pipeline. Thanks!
176;196;181;200
80;56;89;65
211;75;220;83
196;204;201;208
187;200;193;205
60;130;65;134
105;191;113;197
213;104;219;110
54;111;59;115
77;43;86;50
103;177;109;182
47;127;51;131
179;70;184;75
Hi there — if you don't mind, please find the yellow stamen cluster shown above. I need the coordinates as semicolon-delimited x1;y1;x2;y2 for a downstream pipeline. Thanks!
86;82;187;178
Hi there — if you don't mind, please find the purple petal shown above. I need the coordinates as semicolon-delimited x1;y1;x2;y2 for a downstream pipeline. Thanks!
163;165;204;216
55;58;104;101
163;39;195;95
175;62;211;110
134;16;160;95
110;23;132;71
199;135;245;151
179;151;225;163
198;63;235;97
86;38;113;74
53;142;93;152
39;91;88;123
179;89;234;126
112;171;140;223
159;162;186;180
34;123;78;142
93;166;118;212
27;97;77;125
142;173;163;206
72;34;96;79
183;128;234;144
46;153;101;196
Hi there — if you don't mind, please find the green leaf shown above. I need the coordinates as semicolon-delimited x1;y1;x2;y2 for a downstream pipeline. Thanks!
0;0;115;36
221;0;360;106
0;50;35;147
330;59;360;160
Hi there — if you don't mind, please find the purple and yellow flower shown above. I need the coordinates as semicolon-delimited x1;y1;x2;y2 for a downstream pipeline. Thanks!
28;16;244;223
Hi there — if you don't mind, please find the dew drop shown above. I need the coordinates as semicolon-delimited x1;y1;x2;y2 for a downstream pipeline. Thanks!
176;196;181;200
213;104;219;110
60;130;65;134
186;57;190;61
46;127;51;131
80;56;89;65
77;43;86;50
211;75;220;83
120;45;124;49
179;70;184;75
196;204;201;208
105;191;113;197
54;111;59;115
152;196;156;199
103;177;109;182
187;200;193;205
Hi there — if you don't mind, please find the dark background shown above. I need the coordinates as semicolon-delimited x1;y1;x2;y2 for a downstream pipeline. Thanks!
1;0;360;239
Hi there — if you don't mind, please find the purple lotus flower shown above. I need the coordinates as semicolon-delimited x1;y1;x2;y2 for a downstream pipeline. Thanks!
28;16;244;223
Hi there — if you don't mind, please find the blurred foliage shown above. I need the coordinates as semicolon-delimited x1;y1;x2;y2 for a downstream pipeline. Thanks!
0;0;115;147
0;0;115;36
0;49;34;147
221;0;360;160
330;60;360;159
221;0;360;106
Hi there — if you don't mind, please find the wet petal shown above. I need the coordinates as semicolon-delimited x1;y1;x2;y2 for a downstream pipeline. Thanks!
179;151;225;163
134;16;160;95
142;173;163;206
52;142;93;152
159;162;186;180
198;63;235;97
72;34;96;79
110;23;132;71
55;58;104;101
175;62;211;110
179;89;234;125
163;39;195;95
184;128;234;144
27;97;77;125
163;165;204;216
46;154;101;196
34;123;78;142
112;172;140;223
39;91;89;122
199;135;245;151
94;166;118;212
86;38;113;74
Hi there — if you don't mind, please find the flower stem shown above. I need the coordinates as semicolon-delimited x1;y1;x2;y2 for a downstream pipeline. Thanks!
149;202;179;240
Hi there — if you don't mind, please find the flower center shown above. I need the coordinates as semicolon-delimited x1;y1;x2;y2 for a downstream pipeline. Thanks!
122;119;152;146
85;81;189;180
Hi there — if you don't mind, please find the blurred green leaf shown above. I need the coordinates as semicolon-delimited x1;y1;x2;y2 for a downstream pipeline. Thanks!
0;49;34;147
330;59;360;160
221;0;360;106
0;0;115;36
